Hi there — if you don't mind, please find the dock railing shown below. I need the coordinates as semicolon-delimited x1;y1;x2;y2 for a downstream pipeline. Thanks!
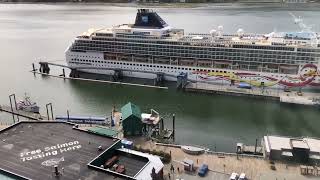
206;150;264;159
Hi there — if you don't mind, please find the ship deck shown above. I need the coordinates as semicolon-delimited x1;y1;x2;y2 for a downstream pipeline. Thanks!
0;121;123;180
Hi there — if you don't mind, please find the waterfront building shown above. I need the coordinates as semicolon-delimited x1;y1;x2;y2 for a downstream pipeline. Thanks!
262;135;320;164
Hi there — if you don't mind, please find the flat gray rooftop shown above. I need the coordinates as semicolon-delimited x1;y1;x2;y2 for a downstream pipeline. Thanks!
0;121;123;180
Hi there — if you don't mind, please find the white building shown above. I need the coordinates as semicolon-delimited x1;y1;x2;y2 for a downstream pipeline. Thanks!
263;135;320;163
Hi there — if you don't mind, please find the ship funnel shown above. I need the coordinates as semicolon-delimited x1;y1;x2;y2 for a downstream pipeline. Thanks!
133;9;168;29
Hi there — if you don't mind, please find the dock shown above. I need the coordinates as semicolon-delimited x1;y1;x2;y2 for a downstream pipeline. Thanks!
32;62;320;106
0;105;47;120
185;82;320;106
31;69;168;90
242;145;263;155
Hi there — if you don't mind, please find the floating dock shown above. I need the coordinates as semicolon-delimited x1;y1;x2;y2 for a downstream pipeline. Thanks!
55;115;107;124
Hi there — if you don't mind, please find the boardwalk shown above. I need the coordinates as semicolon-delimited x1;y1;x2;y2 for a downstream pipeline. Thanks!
135;139;318;180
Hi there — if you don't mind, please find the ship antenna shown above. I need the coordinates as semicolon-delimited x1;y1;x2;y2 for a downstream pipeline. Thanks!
289;12;311;32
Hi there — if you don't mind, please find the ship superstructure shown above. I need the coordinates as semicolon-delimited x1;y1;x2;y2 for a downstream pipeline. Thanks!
66;9;320;89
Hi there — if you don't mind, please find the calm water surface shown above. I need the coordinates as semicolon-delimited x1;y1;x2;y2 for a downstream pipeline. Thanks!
0;3;320;152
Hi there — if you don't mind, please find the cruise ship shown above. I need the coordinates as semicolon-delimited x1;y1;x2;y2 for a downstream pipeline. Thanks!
66;9;320;89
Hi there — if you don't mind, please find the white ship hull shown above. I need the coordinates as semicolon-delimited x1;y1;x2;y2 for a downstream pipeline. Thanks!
66;51;320;90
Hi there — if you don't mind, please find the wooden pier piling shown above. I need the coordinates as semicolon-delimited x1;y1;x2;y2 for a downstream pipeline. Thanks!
172;114;175;142
46;103;54;120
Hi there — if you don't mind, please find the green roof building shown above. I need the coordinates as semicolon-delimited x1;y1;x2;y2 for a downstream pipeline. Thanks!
121;102;143;136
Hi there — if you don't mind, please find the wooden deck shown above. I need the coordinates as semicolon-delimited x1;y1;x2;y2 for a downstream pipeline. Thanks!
135;139;318;180
242;145;263;154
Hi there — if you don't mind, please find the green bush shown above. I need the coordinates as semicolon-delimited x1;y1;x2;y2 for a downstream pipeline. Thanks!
134;147;171;164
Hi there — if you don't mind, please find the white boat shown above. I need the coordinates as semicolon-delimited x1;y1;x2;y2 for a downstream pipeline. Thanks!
17;94;40;113
65;9;320;90
181;145;205;155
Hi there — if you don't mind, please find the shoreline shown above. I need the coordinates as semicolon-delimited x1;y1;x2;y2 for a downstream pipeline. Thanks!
1;1;320;5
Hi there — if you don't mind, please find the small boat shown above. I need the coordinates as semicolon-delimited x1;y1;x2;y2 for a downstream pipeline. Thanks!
17;94;40;113
181;145;205;155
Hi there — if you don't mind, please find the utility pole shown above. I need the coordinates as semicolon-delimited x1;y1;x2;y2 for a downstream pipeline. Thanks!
254;138;258;155
172;114;175;142
9;94;18;123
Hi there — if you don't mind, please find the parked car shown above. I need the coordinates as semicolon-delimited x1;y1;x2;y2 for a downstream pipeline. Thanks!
239;173;246;180
230;172;239;180
284;88;291;92
198;164;208;177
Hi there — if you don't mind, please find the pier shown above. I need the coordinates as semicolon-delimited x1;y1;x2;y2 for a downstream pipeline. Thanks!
185;82;320;106
32;70;169;90
33;62;320;106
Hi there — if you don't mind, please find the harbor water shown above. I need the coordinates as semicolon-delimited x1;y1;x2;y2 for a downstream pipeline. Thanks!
1;3;320;152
